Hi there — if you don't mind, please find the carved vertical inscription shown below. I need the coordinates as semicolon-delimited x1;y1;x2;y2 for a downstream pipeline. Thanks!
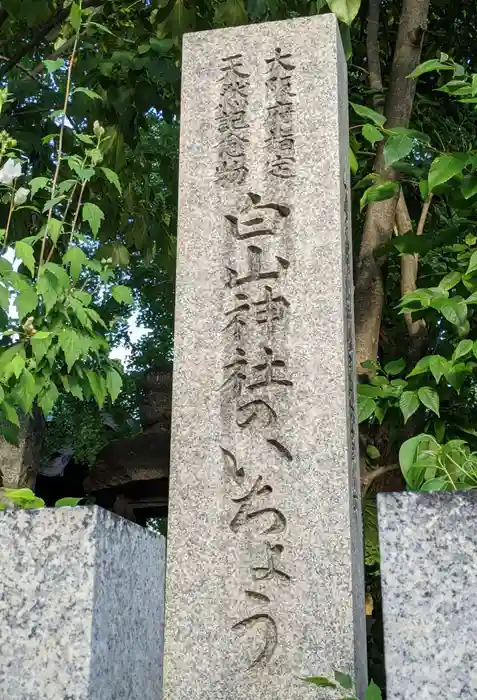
216;54;250;186
220;190;294;669
265;48;296;179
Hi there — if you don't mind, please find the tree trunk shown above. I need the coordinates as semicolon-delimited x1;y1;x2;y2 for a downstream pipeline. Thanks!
354;0;431;372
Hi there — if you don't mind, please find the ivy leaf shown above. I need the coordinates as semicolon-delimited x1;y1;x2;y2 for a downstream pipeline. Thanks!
15;369;37;413
44;59;65;75
358;396;376;423
101;167;122;194
112;285;133;305
72;87;103;101
30;177;49;196
16;287;39;318
105;367;123;402
400;391;420;423
383;134;413;167
384;358;405;376
82;203;104;236
418;387;440;416
429;355;447;384
362;124;384;147
63;246;88;282
350;103;386;127
454;339;474;361
327;0;361;25
69;1;81;30
15;241;35;277
428;154;468;192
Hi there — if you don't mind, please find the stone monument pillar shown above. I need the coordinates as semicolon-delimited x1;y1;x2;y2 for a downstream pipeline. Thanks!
164;14;367;700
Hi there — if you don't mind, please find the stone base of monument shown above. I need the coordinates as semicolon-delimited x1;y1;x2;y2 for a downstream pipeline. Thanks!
0;506;165;700
379;491;477;700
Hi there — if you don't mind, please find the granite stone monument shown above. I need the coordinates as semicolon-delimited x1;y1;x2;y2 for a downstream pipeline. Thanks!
164;14;367;700
0;506;165;699
379;491;477;700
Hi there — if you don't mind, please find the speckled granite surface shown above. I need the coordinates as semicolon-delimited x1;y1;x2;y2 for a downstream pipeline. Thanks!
0;506;165;699
164;14;367;700
378;491;477;700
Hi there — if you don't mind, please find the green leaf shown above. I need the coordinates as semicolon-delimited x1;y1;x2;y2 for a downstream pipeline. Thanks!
364;681;382;700
8;354;25;380
45;262;69;290
105;367;122;402
55;497;84;507
466;250;477;276
63;246;88;282
440;297;468;326
358;396;376;423
44;59;65;75
47;217;63;244
428;154;468;192
15;241;35;277
349;148;358;175
362;124;384;147
357;384;381;398
2;400;19;426
420;477;448;491
112;285;133;305
407;59;454;79
16;287;38;318
366;445;380;460
30;177;49;196
82;203;104;236
400;391;420;423
86;370;107;408
0;284;9;311
42;196;65;213
350;103;386;127
429;355;446;384
444;362;467;393
15;368;37;413
360;181;398;210
384;358;405;376
31;333;53;362
454;339;474;361
327;0;361;25
418;387;440;416
101;167;122;194
419;179;429;200
86;20;116;36
407;356;430;377
461;174;477;200
334;671;353;690
36;272;58;314
4;488;44;509
69;1;81;30
386;127;430;144
58;179;78;195
72;87;103;101
214;0;248;26
58;329;84;372
301;677;337;688
439;271;461;291
38;381;59;415
383;134;413;168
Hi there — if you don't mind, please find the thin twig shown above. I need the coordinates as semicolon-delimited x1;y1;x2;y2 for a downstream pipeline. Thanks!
366;0;383;110
417;193;434;237
361;464;400;496
2;185;16;253
39;21;81;270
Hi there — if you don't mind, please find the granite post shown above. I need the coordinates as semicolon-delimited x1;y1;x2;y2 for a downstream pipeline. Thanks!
379;491;477;700
164;14;367;700
0;506;165;700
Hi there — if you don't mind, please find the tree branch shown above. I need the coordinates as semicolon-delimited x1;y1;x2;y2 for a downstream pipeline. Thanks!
361;464;400;496
366;0;383;110
354;0;431;373
29;38;76;78
0;0;103;79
